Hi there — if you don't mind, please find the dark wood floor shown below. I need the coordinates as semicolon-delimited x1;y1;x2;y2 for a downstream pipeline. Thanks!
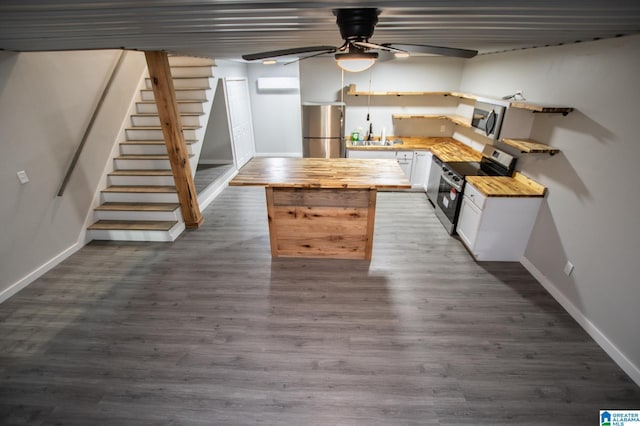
1;187;638;425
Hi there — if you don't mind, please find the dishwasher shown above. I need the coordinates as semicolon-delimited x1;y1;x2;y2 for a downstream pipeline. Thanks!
426;155;443;206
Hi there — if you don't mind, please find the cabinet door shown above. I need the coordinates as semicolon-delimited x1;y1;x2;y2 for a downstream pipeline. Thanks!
457;195;482;252
395;151;413;179
410;151;432;190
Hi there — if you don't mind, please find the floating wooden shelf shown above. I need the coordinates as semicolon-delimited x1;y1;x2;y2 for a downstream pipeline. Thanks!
509;101;574;115
502;138;560;155
446;91;479;101
392;113;471;127
347;84;451;97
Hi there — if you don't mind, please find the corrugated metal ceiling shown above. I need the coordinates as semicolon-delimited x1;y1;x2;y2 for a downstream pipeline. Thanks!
1;1;639;59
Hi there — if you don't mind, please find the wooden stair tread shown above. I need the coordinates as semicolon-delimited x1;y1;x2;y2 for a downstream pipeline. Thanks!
115;154;193;160
136;100;206;104
119;139;196;145
126;125;201;130
108;169;173;176
102;185;176;193
165;76;213;79
131;112;204;117
88;220;178;231
169;64;214;68
95;202;179;212
142;87;209;91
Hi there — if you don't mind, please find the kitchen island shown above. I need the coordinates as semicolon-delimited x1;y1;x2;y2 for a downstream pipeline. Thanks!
229;157;411;260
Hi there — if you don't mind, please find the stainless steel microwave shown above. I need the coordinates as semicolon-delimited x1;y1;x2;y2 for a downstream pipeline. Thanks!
471;101;506;140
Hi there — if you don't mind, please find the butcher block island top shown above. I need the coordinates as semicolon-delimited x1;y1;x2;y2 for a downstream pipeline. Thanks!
230;158;410;260
230;157;411;189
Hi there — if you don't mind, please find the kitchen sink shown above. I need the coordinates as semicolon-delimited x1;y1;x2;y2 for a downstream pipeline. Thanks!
350;140;402;146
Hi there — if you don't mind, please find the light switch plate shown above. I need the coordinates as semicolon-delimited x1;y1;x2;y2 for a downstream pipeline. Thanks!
17;170;30;184
563;261;574;276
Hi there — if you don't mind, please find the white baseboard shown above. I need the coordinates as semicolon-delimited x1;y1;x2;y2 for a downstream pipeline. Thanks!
0;242;82;304
198;168;238;211
521;256;640;387
253;152;302;158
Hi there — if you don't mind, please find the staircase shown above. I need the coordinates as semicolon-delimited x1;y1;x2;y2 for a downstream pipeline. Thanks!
87;56;215;242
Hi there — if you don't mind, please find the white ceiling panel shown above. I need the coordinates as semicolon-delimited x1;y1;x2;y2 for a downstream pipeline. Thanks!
0;1;639;59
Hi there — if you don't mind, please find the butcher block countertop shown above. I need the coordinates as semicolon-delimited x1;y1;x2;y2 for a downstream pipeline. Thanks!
466;172;546;197
428;140;483;162
346;136;453;151
229;157;411;190
346;137;482;162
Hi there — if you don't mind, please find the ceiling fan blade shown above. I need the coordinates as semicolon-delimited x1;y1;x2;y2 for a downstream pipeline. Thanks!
242;45;337;61
283;49;340;66
384;43;478;59
353;41;406;54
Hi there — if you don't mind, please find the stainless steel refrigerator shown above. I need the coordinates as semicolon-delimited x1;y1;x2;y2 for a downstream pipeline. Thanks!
301;102;345;158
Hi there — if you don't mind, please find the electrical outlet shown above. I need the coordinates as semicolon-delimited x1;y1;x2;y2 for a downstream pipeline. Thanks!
440;125;446;133
16;170;30;184
563;261;574;276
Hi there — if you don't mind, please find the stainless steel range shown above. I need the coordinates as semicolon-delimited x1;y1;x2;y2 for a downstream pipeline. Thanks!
433;145;516;235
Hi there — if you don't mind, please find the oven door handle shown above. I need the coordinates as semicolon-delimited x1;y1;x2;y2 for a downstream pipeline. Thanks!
440;173;463;191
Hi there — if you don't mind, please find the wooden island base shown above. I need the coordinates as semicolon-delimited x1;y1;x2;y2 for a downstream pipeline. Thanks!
265;187;377;260
229;158;411;260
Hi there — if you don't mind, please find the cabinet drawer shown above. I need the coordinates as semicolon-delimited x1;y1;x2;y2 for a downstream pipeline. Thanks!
395;151;414;161
463;182;487;210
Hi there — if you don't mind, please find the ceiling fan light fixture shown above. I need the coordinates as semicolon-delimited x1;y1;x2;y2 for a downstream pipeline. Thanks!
335;51;378;72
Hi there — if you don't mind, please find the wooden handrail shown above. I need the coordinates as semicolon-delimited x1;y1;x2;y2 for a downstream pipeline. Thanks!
57;50;127;196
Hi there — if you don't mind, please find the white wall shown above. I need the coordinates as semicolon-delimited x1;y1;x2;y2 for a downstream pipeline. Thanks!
199;60;249;164
247;62;302;156
199;79;234;163
0;50;146;301
300;56;466;139
460;35;640;383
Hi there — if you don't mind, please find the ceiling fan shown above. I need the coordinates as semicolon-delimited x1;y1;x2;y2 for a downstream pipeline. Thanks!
242;8;478;72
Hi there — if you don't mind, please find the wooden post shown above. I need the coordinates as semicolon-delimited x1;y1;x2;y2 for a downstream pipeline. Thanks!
145;51;203;228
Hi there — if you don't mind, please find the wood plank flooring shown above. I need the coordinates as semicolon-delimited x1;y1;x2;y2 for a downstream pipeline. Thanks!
1;187;638;425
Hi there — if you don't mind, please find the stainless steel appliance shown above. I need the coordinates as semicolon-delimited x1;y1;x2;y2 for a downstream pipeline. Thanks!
434;145;516;234
301;102;345;158
426;154;444;206
471;100;507;140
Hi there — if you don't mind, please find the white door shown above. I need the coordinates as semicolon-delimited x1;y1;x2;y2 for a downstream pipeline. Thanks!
224;78;255;169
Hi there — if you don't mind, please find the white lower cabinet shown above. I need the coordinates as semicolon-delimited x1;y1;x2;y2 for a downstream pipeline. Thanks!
347;149;430;191
457;182;543;261
410;150;432;191
395;151;414;180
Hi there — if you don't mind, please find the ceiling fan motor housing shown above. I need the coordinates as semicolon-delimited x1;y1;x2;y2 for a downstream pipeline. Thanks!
334;8;380;42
